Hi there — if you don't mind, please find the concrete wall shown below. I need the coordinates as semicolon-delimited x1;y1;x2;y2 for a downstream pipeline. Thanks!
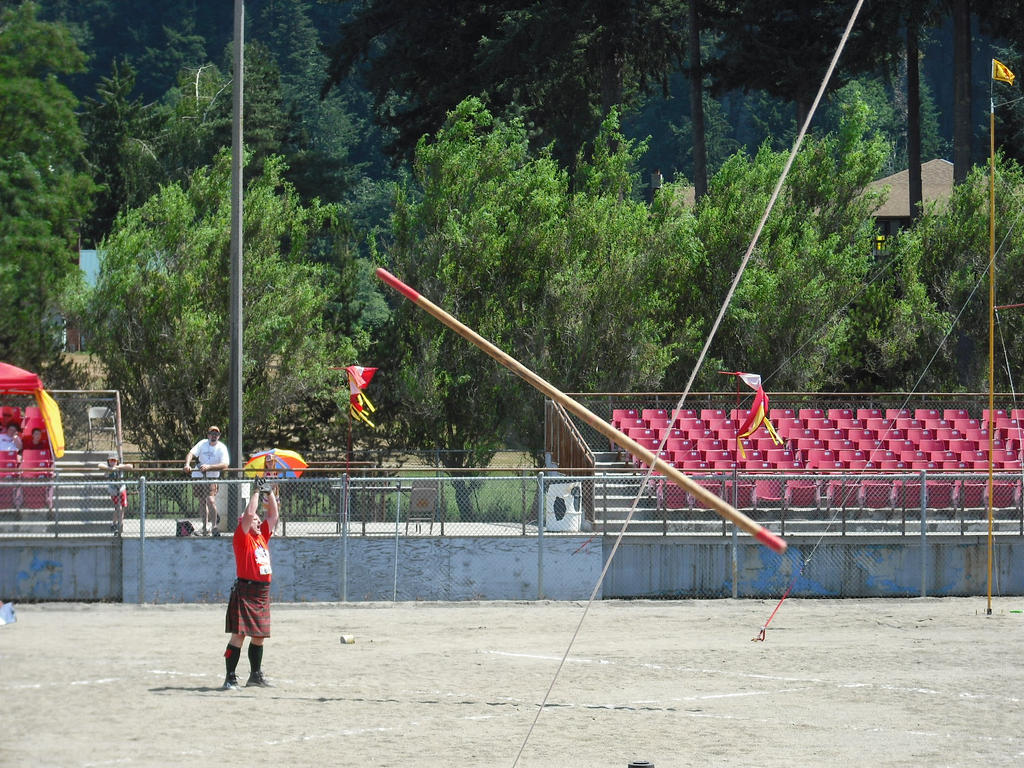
2;535;1022;602
602;535;1024;598
119;535;604;603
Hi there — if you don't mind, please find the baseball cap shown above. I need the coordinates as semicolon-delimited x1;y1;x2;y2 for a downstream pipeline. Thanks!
207;425;221;435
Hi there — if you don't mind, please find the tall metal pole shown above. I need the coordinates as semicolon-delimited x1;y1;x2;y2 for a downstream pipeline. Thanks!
986;92;995;616
228;0;245;528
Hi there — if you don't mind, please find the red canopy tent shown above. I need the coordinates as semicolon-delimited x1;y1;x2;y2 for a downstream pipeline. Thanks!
0;362;65;457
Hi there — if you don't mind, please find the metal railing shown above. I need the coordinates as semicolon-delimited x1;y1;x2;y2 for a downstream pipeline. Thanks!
1;470;1021;539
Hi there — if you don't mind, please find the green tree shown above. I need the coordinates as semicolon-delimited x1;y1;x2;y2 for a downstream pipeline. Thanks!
0;2;94;385
322;0;688;168
371;99;686;477
67;151;359;458
679;97;911;390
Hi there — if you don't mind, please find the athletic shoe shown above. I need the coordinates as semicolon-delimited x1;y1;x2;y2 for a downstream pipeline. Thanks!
245;671;272;688
221;673;240;691
212;528;221;537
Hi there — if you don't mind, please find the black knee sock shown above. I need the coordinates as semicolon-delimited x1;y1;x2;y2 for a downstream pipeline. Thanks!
224;643;241;675
248;643;263;673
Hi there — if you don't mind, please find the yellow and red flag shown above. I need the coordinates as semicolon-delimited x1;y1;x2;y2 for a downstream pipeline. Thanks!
346;365;378;427
993;59;1015;86
721;371;783;459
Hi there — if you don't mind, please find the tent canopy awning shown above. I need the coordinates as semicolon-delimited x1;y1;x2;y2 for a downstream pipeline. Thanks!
0;362;65;457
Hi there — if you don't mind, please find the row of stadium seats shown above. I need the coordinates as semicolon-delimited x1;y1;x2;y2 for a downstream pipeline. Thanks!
659;475;1023;511
610;407;1024;470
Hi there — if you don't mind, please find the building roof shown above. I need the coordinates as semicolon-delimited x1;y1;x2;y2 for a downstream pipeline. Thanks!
865;158;954;218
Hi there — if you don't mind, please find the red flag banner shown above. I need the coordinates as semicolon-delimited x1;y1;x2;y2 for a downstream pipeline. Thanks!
720;371;784;459
346;365;378;427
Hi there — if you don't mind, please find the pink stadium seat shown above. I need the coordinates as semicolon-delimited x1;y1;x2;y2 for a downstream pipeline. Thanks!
943;408;970;422
619;418;647;433
932;450;957;464
673;449;704;465
886;438;915;454
725;479;756;507
793;437;824;454
741;459;772;471
925;480;958;509
659;427;687;441
949;438;978;456
848;428;883;449
826;478;860;507
885;408;913;420
774;419;806;438
861;479;895;508
680;459;710;470
695;438;725;455
914;408;941;423
753;478;785;507
730;408;752;424
646;418;670;432
879;460;909;470
953;417;982;433
19;450;55;509
632;437;661;453
990;480;1022;508
982;409;1009;424
661;480;691;510
904;427;935;444
805;449;839;468
856;408;884;421
834;417;865;432
827;408;855;421
612;408;639;426
706;450;737;468
664;436;693;452
838;449;866;464
960;479;986;508
895;418;925;432
716;425;739;440
864;417;895;434
818;428;846;443
919;439;947;454
700;408;728;423
804;417;835;433
942;461;971;470
786;479;821;508
995;450;1021;468
828;439;856;454
625;427;657;442
910;461;940;470
670;408;698;424
641;408;669;424
769;407;796;421
1010;409;1024;421
763;447;797;464
900;449;928;464
935;427;963;444
894;480;923;509
798;408;826;421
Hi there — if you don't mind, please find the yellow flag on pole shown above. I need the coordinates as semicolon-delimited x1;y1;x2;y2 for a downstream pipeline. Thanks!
993;59;1015;86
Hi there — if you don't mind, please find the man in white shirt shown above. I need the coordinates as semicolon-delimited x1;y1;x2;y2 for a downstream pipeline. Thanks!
183;425;231;536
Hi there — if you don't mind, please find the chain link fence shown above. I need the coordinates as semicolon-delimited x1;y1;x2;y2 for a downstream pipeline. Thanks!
3;469;1021;539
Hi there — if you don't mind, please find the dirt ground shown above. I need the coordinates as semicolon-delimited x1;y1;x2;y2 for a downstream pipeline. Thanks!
2;597;1023;767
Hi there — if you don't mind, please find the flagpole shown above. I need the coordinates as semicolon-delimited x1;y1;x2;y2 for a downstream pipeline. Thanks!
986;80;996;616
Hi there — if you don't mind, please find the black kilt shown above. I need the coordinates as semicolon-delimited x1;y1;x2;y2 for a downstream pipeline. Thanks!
225;579;271;637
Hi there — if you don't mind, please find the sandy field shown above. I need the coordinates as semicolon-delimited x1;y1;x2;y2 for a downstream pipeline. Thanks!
2;597;1023;767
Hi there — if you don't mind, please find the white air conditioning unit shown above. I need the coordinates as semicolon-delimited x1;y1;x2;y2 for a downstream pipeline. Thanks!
545;481;582;531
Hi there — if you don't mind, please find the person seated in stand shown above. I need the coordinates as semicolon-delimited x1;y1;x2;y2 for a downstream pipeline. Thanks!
22;427;46;451
0;424;22;453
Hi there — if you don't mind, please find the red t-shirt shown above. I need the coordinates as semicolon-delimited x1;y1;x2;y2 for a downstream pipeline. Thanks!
233;519;272;582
